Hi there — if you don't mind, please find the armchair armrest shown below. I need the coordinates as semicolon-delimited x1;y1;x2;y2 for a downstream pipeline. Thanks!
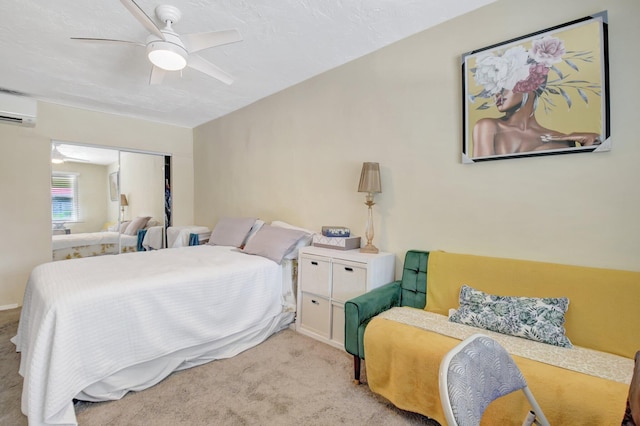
344;280;402;356
344;280;402;382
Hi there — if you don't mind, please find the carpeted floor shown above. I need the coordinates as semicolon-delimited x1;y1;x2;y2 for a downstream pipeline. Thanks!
1;308;440;425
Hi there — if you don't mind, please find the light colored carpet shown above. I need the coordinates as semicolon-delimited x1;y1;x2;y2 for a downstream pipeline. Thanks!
1;308;440;425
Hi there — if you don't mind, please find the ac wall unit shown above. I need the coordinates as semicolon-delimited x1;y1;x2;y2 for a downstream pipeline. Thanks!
0;92;37;127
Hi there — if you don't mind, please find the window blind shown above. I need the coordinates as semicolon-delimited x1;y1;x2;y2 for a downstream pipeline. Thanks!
51;172;79;223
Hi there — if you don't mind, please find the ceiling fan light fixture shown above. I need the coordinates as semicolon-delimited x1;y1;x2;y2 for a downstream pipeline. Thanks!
147;41;187;71
51;145;65;164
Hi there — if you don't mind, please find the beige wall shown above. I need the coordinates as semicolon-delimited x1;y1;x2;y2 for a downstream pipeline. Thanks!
193;0;640;276
120;152;166;223
0;102;193;307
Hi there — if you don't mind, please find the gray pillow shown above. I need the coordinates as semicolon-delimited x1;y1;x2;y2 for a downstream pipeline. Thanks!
208;217;257;247
119;221;131;233
123;216;150;236
271;221;314;260
241;225;308;264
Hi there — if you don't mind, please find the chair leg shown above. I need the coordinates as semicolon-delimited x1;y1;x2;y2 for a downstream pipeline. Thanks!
353;355;361;384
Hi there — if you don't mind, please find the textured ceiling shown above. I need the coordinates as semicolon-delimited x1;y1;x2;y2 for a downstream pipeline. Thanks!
1;0;494;128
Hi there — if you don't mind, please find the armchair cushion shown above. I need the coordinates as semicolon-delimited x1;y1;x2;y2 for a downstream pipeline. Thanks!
399;250;429;309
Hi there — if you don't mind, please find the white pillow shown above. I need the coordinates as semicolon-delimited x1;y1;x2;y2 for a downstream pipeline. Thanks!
271;220;315;235
243;219;265;246
241;225;309;264
145;218;162;229
271;220;315;259
208;217;257;247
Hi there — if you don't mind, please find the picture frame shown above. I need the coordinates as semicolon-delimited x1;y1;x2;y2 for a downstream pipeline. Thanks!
109;171;118;201
461;11;610;163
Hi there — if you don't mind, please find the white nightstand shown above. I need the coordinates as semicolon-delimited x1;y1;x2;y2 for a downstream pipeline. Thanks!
296;245;395;349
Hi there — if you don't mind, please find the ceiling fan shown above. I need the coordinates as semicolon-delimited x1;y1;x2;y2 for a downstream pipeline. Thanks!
51;144;89;164
71;0;243;85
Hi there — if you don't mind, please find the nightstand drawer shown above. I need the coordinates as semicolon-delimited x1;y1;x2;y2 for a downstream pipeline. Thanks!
300;293;330;338
296;246;395;350
331;260;366;303
331;303;345;347
299;255;331;297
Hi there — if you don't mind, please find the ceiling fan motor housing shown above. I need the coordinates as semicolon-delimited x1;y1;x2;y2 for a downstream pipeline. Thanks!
155;5;182;25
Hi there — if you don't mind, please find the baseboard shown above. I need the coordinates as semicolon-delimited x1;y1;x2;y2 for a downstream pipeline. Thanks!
0;304;19;311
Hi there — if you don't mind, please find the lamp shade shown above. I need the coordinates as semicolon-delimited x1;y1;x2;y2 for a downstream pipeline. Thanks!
120;194;128;207
358;162;381;193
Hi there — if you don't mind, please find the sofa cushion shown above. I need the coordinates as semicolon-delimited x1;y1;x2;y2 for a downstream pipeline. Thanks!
364;316;630;426
449;285;572;348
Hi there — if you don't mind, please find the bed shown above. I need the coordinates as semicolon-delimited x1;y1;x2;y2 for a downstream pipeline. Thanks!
14;218;313;426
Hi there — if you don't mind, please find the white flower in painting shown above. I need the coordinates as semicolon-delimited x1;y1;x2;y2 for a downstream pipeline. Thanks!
469;34;600;114
473;46;530;94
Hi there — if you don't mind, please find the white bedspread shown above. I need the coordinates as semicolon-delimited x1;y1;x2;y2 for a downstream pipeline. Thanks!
52;231;120;250
166;225;210;248
52;231;138;250
13;245;289;426
141;225;164;250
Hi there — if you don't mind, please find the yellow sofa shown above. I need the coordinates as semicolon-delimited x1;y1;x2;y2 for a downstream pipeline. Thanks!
361;251;640;425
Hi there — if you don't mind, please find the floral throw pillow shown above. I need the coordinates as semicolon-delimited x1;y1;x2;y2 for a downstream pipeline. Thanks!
449;284;572;348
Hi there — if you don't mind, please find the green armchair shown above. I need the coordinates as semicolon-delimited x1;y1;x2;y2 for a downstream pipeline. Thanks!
344;250;430;383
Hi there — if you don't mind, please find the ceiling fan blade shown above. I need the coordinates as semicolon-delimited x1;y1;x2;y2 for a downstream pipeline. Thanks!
65;157;90;163
70;37;145;47
149;66;166;85
181;29;243;54
119;0;165;40
52;145;89;163
187;55;234;85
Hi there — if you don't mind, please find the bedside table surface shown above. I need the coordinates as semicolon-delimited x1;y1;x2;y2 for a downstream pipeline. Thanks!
299;246;393;262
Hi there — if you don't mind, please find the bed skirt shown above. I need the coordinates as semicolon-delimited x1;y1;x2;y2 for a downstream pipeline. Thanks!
77;311;293;401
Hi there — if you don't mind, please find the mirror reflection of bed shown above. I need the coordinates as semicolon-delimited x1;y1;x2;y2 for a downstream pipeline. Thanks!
51;142;171;261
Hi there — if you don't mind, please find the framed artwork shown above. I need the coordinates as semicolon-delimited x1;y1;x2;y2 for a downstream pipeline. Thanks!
109;171;118;201
461;11;609;163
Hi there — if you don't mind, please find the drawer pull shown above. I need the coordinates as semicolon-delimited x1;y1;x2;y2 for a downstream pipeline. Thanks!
311;299;319;305
311;261;318;266
344;267;354;272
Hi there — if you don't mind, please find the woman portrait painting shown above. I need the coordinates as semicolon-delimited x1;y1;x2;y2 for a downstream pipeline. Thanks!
463;15;608;161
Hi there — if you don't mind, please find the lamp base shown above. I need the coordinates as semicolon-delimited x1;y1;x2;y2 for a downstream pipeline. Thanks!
360;244;379;254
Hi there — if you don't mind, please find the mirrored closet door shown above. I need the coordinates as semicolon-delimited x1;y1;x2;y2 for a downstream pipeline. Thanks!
118;151;168;253
50;141;171;261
